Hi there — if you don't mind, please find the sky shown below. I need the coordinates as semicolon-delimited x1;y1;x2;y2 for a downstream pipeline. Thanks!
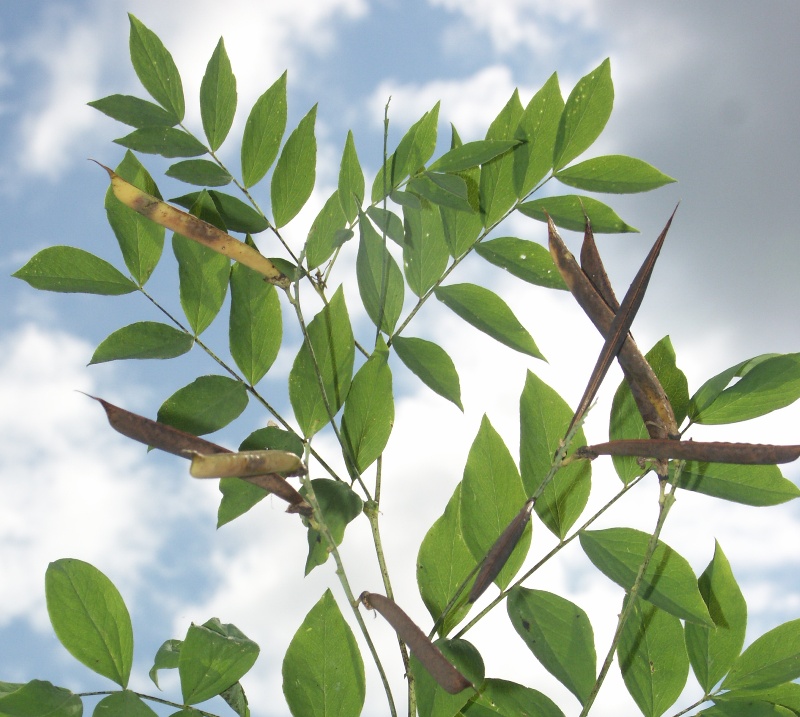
1;1;799;716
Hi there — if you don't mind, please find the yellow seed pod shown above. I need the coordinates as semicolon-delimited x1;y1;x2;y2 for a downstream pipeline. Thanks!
188;450;306;478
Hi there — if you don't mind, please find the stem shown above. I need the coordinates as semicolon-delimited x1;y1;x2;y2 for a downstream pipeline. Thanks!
78;691;221;717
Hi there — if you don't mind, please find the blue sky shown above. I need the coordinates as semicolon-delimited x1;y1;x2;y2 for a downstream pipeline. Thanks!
1;2;799;716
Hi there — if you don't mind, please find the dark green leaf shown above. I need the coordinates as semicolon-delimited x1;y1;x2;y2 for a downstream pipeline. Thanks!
88;94;178;128
341;340;394;473
179;619;259;705
429;140;520;173
716;683;800;714
220;682;249;717
94;691;157;717
475;237;567;289
686;542;747;693
229;263;282;385
13;246;136;295
114;127;206;158
514;72;564;197
288;286;354;437
305;190;348;269
366;206;405;246
241;72;287;188
166;159;232;187
507;587;596;706
579;528;713;625
518;194;637;233
609;336;689;483
722;618;800;691
171;191;269;234
157;375;248;436
675;462;800;506
690;353;800;425
463;678;566;717
556;155;675;193
417;485;475;637
409;173;474;213
402;203;450;297
480;90;524;227
90;321;193;364
105;151;164;285
45;559;133;686
282;589;365;717
200;38;237;151
553;58;613;171
461;417;529;590
701;701;796;717
338;130;364;223
149;639;181;689
356;214;404;334
617;598;689;717
301;480;363;574
128;14;184;120
412;638;484;717
0;680;82;717
392;335;462;410
271;104;317;227
435;283;543;358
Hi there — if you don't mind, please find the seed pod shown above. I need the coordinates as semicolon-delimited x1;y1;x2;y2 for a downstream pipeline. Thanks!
188;450;306;478
94;161;290;288
580;216;619;312
469;499;534;603
359;592;473;694
576;439;800;465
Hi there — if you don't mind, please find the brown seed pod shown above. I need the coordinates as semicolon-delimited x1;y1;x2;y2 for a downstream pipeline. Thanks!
359;592;473;694
576;439;800;465
188;450;307;478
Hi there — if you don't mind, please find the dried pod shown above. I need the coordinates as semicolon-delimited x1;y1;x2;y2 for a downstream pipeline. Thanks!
359;592;473;694
188;450;306;478
576;439;800;465
580;217;619;311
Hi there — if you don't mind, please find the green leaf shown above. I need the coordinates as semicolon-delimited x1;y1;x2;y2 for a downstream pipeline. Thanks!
617;598;689;717
172;190;231;335
179;619;259;705
688;354;777;420
579;528;713;626
461;417;529;590
241;72;287;188
45;559;133;687
229;263;282;385
463;678;566;717
556;155;675;193
392;336;462;410
372;103;440;202
128;14;184;120
220;682;249;717
13;246;137;295
90;321;193;364
105;151;164;285
417;485;475;637
674;462;800;506
366;206;405;246
518;195;637;233
513;72;564;197
301;480;363;574
149;639;181;689
434;284;543;358
172;191;269;234
519;370;591;537
474;237;567;290
715;683;800;714
429;140;520;173
507;587;596;706
609;336;689;483
166;159;232;187
356;214;404;334
408;173;474;213
341;340;394;473
288;286;354;437
282;590;365;717
200;38;237;151
94;691;158;717
0;680;82;717
114;127;206;158
402;203;450;297
722;618;800;691
702;701;796;717
553;58;613;171
338;130;364;223
271;104;317;227
412;638;484;717
480;90;524;227
88;94;179;128
685;542;747;693
217;427;303;527
441;201;483;259
157;375;248;436
690;353;800;425
305;190;348;270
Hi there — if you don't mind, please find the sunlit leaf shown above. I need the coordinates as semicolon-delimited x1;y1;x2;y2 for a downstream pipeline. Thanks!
411;638;483;717
392;335;462;410
94;690;157;717
480;90;523;227
90;321;193;364
301;480;363;574
464;678;566;717
402;202;450;297
114;127;206;157
338;130;364;223
429;140;519;173
157;375;248;436
356;214;404;334
88;94;178;128
518;194;637;233
556;155;675;193
674;462;800;506
722;618;800;691
171;190;269;234
0;681;82;717
271;104;317;227
166;159;232;187
475;236;567;290
200;37;237;151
